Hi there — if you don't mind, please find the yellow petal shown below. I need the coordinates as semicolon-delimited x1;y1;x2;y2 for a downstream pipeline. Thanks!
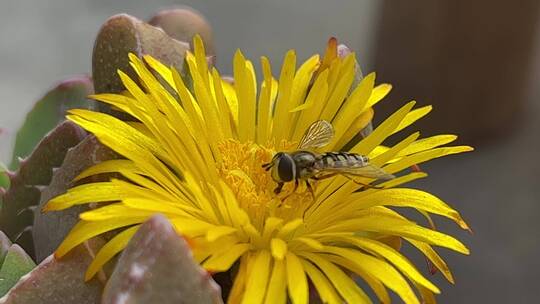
301;259;342;304
329;216;470;254
292;237;324;251
272;50;296;141
370;132;420;166
332;108;374;150
193;35;210;88
123;197;201;218
300;252;371;303
169;218;218;238
74;160;140;181
85;225;139;280
56;217;146;258
352;101;416;155
350;188;469;229
323;254;390;304
396;134;458;158
79;203;157;221
256;56;274;144
383;146;474;174
364;83;392;110
211;68;234;138
393;105;432;134
43;182;122;211
416;283;437;304
263;259;287;304
291;69;329;142
221;80;239;128
206;225;238;242
271;238;287;260
262;217;284;241
285;252;308;304
203;243;249;272
277;219;303;239
354;268;390;304
329;72;375;149
242;250;272;304
320;53;356;122
291;55;320;106
89;93;138;118
234;50;257;142
322;247;418;304
407;238;455;283
143;55;175;88
228;255;248;304
376;172;428;189
340;236;440;293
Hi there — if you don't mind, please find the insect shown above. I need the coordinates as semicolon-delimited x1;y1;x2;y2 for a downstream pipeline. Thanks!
262;120;394;196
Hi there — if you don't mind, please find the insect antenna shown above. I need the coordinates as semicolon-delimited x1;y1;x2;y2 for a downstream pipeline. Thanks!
261;162;273;171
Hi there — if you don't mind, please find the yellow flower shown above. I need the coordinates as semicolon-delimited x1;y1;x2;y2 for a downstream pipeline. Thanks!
45;36;472;304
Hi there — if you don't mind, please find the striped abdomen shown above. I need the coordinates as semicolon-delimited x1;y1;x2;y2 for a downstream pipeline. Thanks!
315;152;369;169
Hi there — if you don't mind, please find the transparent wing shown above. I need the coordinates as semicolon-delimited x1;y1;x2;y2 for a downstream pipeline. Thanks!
297;120;334;150
319;164;395;181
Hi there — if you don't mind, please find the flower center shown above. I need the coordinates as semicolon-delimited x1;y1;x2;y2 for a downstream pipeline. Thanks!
217;139;314;228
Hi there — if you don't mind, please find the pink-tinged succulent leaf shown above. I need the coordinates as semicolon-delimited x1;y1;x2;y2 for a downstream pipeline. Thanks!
0;238;105;303
33;135;119;262
0;122;87;259
92;14;190;102
148;7;215;55
102;214;223;304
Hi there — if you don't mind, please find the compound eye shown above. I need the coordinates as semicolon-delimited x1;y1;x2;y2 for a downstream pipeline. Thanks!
277;154;295;182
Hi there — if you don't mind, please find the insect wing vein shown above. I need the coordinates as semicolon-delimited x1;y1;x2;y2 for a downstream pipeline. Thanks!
297;120;334;150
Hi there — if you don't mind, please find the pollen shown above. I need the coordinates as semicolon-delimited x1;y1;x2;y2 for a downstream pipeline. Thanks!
217;139;314;225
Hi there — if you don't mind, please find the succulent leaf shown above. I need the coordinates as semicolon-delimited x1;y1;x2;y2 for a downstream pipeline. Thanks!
102;214;223;304
92;13;190;110
0;122;87;259
8;76;94;171
0;164;8;191
148;7;215;55
0;231;13;266
0;239;105;304
0;244;36;297
33;136;119;262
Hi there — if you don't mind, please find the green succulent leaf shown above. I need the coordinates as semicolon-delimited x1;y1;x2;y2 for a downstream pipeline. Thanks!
8;76;94;171
0;244;36;297
0;162;8;189
0;231;13;266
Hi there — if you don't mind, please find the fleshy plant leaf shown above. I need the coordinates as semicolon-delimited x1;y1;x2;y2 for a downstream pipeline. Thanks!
0;121;87;258
8;76;94;171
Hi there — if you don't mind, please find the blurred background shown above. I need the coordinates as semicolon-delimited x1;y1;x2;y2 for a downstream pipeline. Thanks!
1;0;539;302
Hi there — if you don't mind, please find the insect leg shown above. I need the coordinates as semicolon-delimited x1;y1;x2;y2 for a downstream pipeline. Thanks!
302;180;318;219
278;179;299;207
305;180;315;199
274;182;284;194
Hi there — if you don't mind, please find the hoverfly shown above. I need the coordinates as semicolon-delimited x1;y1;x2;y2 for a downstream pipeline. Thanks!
262;120;394;196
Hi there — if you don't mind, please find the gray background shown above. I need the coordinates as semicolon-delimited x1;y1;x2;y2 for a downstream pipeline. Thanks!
1;0;539;302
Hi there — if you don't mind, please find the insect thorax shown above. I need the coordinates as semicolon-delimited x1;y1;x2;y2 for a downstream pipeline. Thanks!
290;151;318;179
